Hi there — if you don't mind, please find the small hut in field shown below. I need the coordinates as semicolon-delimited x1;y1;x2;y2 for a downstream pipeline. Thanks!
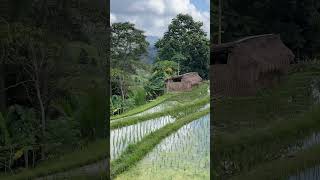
211;34;294;97
165;72;202;92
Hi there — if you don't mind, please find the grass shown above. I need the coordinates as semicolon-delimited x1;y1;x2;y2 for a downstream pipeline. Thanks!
111;93;174;120
169;81;209;103
213;105;320;178
111;81;209;121
111;108;210;179
1;139;108;180
110;96;209;129
231;144;320;180
214;69;320;132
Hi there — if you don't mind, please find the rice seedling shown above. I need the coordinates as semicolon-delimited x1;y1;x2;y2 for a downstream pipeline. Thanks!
288;165;320;180
111;115;175;160
115;114;210;180
111;109;209;178
110;96;210;160
110;96;209;129
110;82;210;179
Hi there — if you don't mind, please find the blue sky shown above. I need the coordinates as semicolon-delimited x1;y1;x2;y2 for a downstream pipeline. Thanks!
191;0;209;11
111;0;210;38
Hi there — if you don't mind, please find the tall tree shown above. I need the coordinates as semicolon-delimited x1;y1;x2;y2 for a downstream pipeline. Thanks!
155;14;209;78
218;0;222;44
111;22;148;102
4;24;62;159
111;22;148;71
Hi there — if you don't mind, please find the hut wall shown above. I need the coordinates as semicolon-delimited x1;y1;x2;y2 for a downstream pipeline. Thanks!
167;82;192;92
211;64;258;96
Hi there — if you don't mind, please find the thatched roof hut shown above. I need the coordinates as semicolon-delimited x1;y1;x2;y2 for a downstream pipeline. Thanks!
165;72;202;92
211;34;294;96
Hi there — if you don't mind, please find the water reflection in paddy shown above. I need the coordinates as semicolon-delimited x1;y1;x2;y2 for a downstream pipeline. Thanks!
288;165;320;180
111;115;175;160
116;114;210;180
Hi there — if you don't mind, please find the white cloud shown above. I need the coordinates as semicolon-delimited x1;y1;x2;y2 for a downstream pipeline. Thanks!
110;13;117;23
111;0;210;38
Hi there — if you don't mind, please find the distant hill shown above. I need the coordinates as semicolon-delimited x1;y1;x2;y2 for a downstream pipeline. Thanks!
146;36;159;46
141;36;159;64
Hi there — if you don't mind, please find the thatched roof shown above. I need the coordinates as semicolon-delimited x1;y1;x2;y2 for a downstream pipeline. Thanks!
212;34;294;73
211;34;295;96
165;72;201;82
212;34;276;53
165;72;202;92
165;72;202;84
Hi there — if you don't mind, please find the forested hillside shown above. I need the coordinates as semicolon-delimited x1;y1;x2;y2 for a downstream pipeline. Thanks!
0;0;108;179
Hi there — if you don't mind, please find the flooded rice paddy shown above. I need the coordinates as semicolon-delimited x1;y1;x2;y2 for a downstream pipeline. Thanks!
286;132;320;154
311;78;320;104
116;114;210;180
288;165;320;180
111;115;175;160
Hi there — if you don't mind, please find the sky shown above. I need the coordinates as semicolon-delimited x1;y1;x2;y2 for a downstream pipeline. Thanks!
110;0;210;38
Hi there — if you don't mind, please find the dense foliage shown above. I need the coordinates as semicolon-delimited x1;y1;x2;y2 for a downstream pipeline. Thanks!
212;0;320;60
111;14;210;115
155;14;210;78
110;22;149;114
0;0;108;172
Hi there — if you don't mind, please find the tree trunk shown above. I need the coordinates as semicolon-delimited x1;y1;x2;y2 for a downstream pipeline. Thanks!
119;76;125;102
35;81;46;160
24;150;28;168
218;0;222;44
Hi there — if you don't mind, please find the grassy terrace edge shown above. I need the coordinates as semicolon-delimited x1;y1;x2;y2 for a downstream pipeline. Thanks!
213;105;320;178
214;105;320;152
1;140;107;180
110;96;209;129
110;108;210;179
231;143;320;180
111;94;173;120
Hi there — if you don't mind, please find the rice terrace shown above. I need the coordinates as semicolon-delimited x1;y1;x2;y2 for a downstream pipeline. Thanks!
110;82;210;179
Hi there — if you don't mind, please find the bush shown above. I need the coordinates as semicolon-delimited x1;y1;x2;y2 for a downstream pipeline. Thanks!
131;87;146;106
5;105;38;146
76;86;106;139
0;112;10;146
